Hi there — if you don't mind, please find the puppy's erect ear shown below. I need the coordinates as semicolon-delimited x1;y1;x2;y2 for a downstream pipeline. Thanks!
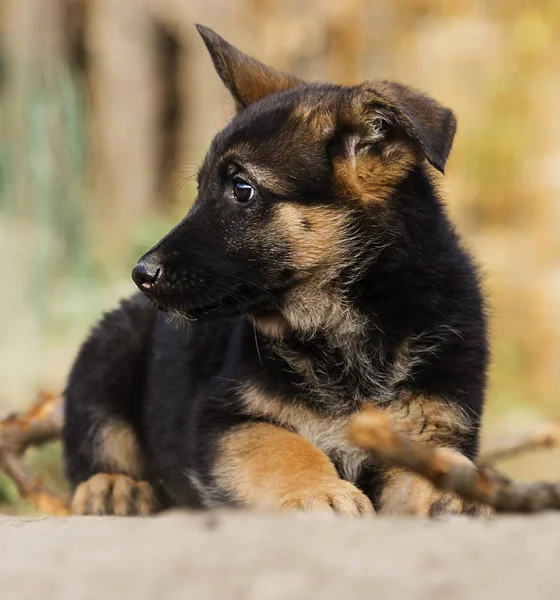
356;81;457;174
196;25;303;111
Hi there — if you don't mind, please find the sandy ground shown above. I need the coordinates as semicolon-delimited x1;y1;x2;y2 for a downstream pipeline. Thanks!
1;510;559;600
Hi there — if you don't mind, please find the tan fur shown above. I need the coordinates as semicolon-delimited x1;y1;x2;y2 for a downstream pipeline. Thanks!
292;101;336;137
388;392;472;446
215;421;373;515
378;396;490;517
332;83;424;205
378;451;491;518
253;202;366;340
333;143;416;205
282;285;365;340
249;289;364;343
248;311;289;339
251;285;366;352
241;384;369;482
379;468;438;516
96;420;143;479
71;474;156;516
228;157;293;197
230;67;300;111
198;24;301;112
275;203;349;272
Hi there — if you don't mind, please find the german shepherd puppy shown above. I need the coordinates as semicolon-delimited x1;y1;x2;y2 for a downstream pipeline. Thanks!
63;25;489;517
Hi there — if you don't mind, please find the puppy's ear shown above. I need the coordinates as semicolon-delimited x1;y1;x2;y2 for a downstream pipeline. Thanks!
196;25;303;112
373;81;456;173
352;81;457;174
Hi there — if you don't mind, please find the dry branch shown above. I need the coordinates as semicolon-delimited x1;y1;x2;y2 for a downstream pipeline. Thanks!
479;422;560;465
348;407;560;513
0;391;70;515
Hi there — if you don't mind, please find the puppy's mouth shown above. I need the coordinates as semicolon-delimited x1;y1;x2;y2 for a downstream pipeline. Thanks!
149;286;277;322
178;293;240;320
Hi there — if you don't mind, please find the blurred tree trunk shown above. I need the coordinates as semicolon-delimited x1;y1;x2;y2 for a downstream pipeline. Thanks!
87;0;160;251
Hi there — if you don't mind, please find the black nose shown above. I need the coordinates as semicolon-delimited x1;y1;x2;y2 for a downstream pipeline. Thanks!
132;259;162;291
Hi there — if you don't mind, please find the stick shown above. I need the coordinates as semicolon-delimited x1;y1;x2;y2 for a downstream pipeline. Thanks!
479;423;560;465
0;391;70;515
347;407;560;513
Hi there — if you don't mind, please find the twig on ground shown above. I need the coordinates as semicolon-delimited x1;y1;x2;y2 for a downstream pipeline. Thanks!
479;423;560;466
347;407;560;513
0;391;70;515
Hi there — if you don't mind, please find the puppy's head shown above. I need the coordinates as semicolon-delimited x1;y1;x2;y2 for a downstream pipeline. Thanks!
133;25;456;326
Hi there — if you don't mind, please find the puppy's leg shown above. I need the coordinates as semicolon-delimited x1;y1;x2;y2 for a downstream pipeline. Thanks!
377;394;491;517
214;422;374;516
378;456;491;518
63;294;158;516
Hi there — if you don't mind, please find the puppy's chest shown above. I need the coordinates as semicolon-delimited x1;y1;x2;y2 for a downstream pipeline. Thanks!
293;413;370;482
271;338;391;408
243;387;369;482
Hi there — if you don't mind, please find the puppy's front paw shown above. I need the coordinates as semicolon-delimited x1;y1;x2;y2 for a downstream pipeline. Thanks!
428;492;492;518
280;479;374;517
379;470;492;518
71;474;156;516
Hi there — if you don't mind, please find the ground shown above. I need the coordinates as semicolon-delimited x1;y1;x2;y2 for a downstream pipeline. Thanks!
1;511;559;599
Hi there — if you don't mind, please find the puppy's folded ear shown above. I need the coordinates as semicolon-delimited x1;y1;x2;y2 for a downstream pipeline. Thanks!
330;82;456;204
371;81;457;173
346;82;457;174
196;25;303;112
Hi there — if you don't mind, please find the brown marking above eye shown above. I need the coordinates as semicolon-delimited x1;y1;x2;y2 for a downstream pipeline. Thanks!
301;218;311;231
226;163;239;177
225;158;292;197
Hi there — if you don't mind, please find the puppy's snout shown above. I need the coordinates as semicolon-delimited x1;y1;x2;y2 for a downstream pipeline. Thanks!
132;258;163;291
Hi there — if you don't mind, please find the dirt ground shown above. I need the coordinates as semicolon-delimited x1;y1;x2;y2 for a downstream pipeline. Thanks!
1;510;559;599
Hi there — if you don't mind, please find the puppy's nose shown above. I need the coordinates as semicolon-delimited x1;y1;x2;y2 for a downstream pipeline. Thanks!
132;258;162;291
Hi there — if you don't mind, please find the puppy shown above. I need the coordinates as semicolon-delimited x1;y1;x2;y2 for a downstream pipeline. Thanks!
63;25;489;517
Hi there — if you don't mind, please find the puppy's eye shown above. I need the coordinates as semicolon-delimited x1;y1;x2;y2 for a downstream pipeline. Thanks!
233;179;255;203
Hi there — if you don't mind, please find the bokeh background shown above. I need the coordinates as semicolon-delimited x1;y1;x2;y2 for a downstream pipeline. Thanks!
1;0;559;512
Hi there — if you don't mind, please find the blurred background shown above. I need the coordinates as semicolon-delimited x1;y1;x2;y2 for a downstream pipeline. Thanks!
1;0;559;512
